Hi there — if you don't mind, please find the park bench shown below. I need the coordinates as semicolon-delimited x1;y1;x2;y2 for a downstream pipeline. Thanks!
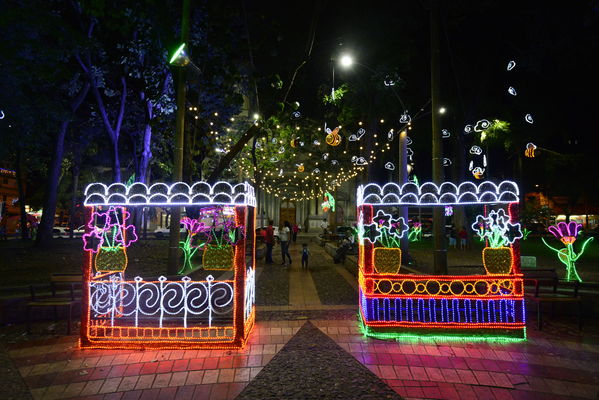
522;267;582;331
27;273;82;334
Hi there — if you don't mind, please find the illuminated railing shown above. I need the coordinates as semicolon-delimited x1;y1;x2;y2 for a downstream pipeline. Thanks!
89;275;234;329
244;268;255;322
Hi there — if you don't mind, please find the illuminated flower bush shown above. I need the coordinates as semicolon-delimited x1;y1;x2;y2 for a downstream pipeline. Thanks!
359;210;408;274
83;207;138;273
472;209;522;248
201;206;245;271
360;210;409;247
178;217;211;273
472;209;522;275
543;221;593;282
408;222;422;242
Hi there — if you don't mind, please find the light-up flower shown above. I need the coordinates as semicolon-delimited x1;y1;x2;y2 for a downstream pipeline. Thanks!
472;209;522;248
83;206;137;252
83;229;104;253
548;221;581;245
543;221;593;282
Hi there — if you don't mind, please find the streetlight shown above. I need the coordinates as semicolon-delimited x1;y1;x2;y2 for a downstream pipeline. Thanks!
439;106;447;115
339;54;354;68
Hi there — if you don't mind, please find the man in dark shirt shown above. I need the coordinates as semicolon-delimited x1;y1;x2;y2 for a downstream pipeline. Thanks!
265;220;275;264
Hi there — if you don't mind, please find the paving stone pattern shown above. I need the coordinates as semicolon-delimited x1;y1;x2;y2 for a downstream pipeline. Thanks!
237;321;401;400
4;240;599;399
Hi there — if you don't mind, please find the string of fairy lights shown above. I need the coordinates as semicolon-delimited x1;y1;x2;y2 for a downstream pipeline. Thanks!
188;99;430;202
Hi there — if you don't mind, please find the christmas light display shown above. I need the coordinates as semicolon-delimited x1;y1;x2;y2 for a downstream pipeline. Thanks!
525;114;534;123
507;60;516;71
357;182;525;339
349;127;366;141
508;86;517;96
474;119;491;132
472;209;522;275
384;162;395;170
80;181;256;349
408;222;422;242
357;180;519;206
445;205;453;216
524;142;537;158
83;207;138;273
542;221;593;282
321;191;336;212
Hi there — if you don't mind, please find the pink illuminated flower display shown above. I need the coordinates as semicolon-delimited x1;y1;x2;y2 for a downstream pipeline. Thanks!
548;221;581;245
83;206;138;252
543;221;593;282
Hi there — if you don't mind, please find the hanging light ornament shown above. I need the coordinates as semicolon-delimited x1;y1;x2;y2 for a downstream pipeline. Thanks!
325;125;342;146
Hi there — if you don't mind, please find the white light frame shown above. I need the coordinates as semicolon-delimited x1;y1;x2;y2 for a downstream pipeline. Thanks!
357;180;519;206
84;181;256;207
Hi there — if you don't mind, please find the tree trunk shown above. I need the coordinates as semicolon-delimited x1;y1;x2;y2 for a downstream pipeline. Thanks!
36;122;68;246
15;145;29;240
68;158;81;239
36;84;89;247
112;137;121;183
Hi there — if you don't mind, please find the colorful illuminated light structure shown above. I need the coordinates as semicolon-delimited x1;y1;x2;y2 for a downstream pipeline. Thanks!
356;180;526;340
80;181;256;349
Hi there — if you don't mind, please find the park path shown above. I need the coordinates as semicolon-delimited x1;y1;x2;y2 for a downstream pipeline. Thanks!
6;239;599;399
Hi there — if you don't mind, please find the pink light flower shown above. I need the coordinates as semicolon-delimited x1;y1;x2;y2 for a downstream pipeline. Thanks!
83;229;104;253
548;221;581;245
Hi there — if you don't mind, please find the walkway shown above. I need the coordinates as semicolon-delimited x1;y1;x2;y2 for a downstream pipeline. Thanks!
4;241;599;399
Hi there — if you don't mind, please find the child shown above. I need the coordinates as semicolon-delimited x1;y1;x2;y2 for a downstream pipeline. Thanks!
301;243;310;270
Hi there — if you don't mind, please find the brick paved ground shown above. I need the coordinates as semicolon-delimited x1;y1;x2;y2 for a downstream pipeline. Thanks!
4;242;599;399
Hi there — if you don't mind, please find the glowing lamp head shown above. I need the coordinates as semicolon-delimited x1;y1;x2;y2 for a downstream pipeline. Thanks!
339;54;354;68
439;107;447;115
169;43;190;66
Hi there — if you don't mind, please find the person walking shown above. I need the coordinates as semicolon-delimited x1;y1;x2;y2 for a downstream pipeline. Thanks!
301;243;310;270
279;221;292;265
265;220;275;264
458;227;468;250
448;225;457;249
292;223;299;243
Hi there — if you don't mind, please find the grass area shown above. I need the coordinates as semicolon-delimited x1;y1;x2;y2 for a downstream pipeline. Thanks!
0;238;173;288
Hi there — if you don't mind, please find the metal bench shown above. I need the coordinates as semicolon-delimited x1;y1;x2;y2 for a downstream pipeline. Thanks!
522;268;582;331
27;273;82;334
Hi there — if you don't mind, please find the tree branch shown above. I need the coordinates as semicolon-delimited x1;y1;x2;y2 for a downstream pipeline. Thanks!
114;76;127;136
207;124;260;183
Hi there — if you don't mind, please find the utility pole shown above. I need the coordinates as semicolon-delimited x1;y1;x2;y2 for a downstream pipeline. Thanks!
430;0;447;274
167;0;191;275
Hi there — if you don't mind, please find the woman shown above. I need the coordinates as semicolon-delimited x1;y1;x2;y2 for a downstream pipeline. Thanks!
280;221;292;265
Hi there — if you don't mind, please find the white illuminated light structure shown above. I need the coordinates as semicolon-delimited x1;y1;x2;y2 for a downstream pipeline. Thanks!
356;180;519;206
474;119;491;132
508;86;517;96
442;158;452;166
362;210;409;244
352;156;368;166
84;181;257;207
507;60;516;71
349;128;366;141
525;114;534;124
441;129;451;138
399;111;411;124
464;124;473;133
387;129;394;141
340;54;354;68
83;180;257;349
0;110;4;119
384;162;395;170
470;145;483;155
90;275;234;329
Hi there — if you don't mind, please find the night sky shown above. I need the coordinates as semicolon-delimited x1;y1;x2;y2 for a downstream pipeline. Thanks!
245;0;598;187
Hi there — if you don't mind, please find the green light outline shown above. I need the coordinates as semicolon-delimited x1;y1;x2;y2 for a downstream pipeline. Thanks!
169;43;186;65
357;314;527;343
